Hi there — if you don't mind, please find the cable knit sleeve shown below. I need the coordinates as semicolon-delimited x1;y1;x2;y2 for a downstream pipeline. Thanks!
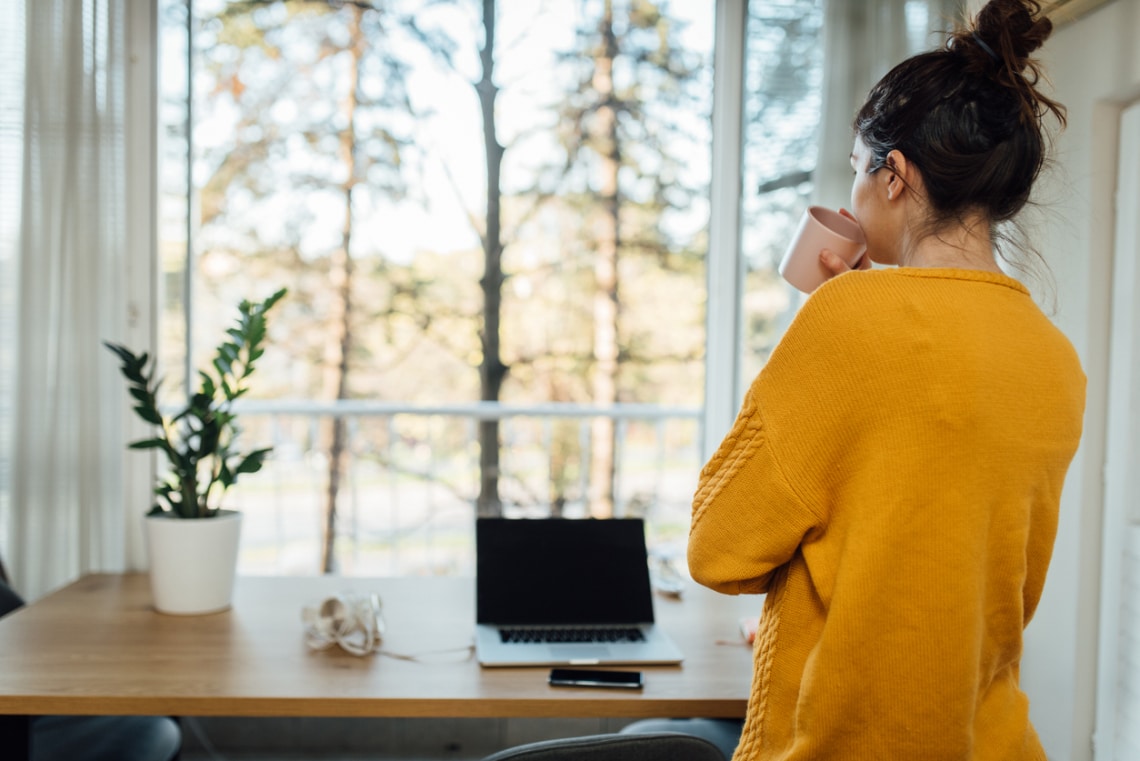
688;277;861;596
688;374;823;595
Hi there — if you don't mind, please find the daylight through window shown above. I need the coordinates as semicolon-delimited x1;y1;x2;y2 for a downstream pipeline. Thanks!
157;0;822;576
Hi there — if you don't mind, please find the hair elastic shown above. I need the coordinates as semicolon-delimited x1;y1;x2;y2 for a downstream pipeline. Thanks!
972;32;1000;62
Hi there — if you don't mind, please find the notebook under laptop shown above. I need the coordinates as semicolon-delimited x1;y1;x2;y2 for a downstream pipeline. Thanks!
475;517;684;668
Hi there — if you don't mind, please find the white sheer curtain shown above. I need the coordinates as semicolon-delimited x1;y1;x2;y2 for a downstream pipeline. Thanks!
2;0;134;600
0;1;24;584
815;0;964;210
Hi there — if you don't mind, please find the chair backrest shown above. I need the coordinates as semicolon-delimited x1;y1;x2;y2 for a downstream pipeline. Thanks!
0;549;20;619
480;731;726;761
0;575;23;618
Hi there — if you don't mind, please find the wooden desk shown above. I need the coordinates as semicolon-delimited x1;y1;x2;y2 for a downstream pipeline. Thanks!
0;574;757;720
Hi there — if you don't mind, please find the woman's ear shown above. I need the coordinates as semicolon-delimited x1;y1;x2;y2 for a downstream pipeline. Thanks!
884;150;913;201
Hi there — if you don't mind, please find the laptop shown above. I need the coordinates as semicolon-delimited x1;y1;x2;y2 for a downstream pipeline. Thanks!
475;517;684;667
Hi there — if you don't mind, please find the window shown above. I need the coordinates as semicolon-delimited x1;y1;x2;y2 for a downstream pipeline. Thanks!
740;0;823;385
157;0;823;576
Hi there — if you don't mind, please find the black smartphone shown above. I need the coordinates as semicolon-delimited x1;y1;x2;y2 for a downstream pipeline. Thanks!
548;668;644;689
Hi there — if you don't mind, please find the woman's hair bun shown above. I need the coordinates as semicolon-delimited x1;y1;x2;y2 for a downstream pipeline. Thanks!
971;0;1053;72
948;0;1065;127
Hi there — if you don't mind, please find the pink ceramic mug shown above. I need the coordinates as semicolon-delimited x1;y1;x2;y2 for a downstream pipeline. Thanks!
778;206;867;294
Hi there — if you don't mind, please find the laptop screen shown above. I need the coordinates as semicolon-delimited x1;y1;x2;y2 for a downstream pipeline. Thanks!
476;518;656;626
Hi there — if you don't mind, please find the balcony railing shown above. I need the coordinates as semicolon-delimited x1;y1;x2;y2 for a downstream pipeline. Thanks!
225;400;704;577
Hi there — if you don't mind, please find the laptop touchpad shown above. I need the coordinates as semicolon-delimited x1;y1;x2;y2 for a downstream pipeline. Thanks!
551;645;611;660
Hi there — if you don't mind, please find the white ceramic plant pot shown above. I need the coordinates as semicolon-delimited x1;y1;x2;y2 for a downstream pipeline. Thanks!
144;510;242;615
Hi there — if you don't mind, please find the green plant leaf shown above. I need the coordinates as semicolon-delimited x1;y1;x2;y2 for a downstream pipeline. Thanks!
198;371;216;398
212;356;232;379
133;405;163;426
219;461;235;488
103;341;135;364
129;438;169;451
197;423;221;457
234;448;271;475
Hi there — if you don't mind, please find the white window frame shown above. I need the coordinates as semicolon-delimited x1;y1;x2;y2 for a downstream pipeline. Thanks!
124;0;160;569
703;0;749;460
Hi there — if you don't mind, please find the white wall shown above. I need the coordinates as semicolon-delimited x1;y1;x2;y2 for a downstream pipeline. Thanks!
1024;1;1140;759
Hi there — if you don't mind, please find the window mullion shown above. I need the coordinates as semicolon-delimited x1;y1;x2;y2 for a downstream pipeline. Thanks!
123;0;159;568
702;0;748;462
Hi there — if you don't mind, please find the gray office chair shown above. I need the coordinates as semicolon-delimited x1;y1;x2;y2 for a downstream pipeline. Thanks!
480;731;727;761
619;717;742;759
0;570;182;761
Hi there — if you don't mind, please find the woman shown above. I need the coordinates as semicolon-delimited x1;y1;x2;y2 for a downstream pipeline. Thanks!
688;0;1085;759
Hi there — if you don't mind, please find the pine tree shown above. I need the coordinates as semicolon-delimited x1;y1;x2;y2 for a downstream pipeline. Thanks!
194;0;418;571
544;0;706;517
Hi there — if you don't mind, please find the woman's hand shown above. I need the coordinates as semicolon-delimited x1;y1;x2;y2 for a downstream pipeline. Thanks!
819;208;872;277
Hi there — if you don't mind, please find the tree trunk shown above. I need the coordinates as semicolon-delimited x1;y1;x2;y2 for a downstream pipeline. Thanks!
588;0;620;519
476;0;507;519
320;6;363;573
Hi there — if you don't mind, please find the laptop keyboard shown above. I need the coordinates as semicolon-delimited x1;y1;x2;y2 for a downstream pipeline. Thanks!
499;626;646;644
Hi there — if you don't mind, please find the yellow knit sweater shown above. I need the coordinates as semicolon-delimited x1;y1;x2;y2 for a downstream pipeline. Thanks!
690;268;1085;761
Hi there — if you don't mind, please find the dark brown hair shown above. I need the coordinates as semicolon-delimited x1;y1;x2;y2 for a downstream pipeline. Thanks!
854;0;1066;228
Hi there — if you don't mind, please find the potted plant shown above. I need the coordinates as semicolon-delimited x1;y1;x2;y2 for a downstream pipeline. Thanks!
105;288;286;614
